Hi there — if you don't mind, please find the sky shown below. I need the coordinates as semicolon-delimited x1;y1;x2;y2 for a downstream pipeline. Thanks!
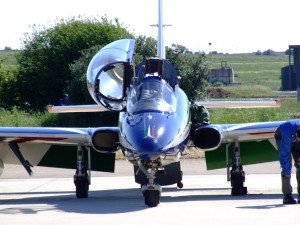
1;0;300;53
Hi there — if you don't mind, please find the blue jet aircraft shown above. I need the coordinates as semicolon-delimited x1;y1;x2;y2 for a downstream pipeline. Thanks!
0;39;283;207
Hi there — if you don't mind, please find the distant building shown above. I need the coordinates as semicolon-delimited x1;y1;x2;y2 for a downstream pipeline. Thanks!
281;45;300;90
207;61;234;85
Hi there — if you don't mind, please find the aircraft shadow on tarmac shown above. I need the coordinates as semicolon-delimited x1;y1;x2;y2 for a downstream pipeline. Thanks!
0;187;285;214
162;187;284;207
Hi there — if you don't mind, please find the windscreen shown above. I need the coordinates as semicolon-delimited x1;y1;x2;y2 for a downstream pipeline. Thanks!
127;77;177;113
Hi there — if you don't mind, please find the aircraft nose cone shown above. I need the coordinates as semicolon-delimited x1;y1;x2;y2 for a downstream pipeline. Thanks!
138;136;160;152
135;136;161;160
124;112;179;160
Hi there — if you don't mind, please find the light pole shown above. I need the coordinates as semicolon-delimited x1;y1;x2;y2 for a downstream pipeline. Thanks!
209;42;212;65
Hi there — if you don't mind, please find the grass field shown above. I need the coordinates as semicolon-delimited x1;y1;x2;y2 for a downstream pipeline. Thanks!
207;53;300;122
0;50;299;126
0;50;289;90
209;53;289;97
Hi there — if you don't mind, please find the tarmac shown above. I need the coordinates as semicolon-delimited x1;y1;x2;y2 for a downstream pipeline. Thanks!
0;159;299;225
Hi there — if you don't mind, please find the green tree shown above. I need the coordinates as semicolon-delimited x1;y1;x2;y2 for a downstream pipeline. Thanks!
68;45;102;105
38;44;120;127
177;54;209;101
255;50;262;56
166;44;209;101
67;35;159;106
10;13;209;113
166;44;188;73
166;44;188;61
15;16;132;111
0;60;19;109
262;49;276;56
134;35;157;63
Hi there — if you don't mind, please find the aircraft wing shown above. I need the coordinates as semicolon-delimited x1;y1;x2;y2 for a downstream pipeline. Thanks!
196;99;281;108
0;127;118;174
47;104;109;113
216;120;284;142
191;120;284;170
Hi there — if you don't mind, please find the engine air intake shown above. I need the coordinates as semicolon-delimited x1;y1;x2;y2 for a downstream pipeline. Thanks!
192;126;221;150
91;130;119;153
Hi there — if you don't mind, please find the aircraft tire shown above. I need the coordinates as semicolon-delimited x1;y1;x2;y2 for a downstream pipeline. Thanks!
231;175;247;196
75;179;89;198
144;190;160;207
177;181;183;189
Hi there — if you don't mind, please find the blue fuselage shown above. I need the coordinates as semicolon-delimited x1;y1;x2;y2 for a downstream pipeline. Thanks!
119;88;191;163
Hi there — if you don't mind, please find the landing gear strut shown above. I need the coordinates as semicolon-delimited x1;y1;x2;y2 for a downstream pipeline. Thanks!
226;142;247;196
8;142;33;176
137;160;162;207
74;145;91;198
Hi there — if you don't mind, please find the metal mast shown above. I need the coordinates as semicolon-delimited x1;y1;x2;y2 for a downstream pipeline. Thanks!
157;0;165;59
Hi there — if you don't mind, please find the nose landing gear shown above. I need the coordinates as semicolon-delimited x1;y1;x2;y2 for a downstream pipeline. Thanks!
142;184;162;207
137;160;162;207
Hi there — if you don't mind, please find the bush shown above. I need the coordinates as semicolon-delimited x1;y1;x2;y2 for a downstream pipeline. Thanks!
14;16;132;111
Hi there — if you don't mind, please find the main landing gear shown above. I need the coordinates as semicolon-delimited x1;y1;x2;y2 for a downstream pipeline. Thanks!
226;142;247;196
74;145;91;198
137;160;162;207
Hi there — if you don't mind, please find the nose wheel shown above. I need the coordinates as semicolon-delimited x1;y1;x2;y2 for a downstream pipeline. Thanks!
142;185;162;207
138;160;163;207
